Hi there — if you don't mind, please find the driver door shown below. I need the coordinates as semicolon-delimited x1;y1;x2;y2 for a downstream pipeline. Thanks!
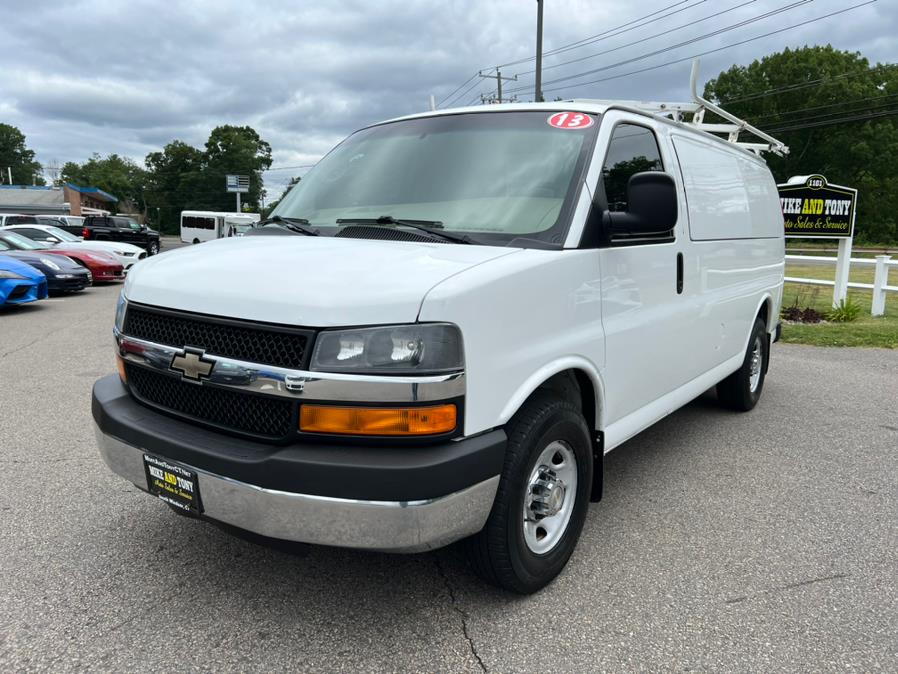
596;113;694;432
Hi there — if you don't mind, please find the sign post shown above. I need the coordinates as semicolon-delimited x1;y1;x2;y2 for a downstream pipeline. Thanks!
225;174;250;213
777;174;858;307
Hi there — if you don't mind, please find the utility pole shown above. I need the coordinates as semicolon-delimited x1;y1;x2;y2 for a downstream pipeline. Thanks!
535;0;544;102
478;68;517;104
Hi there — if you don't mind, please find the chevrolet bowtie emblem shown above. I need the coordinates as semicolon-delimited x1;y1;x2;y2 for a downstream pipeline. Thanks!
170;348;215;381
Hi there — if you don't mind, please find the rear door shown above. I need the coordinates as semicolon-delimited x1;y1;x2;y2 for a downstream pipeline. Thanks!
112;218;138;244
595;113;695;427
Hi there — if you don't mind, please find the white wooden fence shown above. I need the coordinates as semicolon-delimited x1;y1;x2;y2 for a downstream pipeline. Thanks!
785;254;897;316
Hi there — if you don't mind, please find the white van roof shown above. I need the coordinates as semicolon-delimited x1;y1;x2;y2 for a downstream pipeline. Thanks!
389;60;787;160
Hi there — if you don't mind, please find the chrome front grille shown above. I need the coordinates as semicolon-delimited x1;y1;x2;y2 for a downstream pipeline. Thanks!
126;364;294;439
123;304;312;369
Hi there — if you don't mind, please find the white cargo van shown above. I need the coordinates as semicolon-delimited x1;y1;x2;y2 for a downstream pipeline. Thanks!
94;68;786;593
180;210;260;243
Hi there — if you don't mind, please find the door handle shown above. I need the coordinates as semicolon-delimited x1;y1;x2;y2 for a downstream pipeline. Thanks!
676;252;684;294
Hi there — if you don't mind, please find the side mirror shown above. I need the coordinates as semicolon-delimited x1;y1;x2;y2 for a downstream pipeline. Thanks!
604;172;678;238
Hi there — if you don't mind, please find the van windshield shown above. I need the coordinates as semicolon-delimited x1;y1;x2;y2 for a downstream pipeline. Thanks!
273;111;598;247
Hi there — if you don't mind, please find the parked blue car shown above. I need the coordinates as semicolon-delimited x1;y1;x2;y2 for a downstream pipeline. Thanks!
0;255;48;306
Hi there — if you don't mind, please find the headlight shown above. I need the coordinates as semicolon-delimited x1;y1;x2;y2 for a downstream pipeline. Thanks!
40;258;61;270
0;270;28;280
114;292;127;332
310;323;463;375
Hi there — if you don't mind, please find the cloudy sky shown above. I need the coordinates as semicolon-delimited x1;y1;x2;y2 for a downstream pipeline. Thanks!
1;0;895;198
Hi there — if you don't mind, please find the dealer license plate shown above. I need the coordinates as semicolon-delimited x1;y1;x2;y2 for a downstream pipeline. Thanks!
143;454;202;514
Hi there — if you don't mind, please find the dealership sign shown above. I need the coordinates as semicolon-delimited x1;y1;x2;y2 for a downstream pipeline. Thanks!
777;174;857;239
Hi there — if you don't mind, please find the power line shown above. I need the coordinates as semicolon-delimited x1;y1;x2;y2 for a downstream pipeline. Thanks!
497;0;698;69
536;0;877;96
750;91;898;123
760;99;898;130
440;1;702;108
767;107;898;133
442;76;487;108
517;0;757;77
437;72;479;107
506;0;814;95
720;70;873;104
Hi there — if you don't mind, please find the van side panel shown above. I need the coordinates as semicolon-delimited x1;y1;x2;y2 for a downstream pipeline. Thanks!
672;134;782;241
668;132;785;371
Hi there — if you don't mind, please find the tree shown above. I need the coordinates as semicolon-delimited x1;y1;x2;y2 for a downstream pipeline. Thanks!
60;153;148;213
144;141;205;232
704;45;898;244
142;127;274;232
0;124;44;185
200;125;272;214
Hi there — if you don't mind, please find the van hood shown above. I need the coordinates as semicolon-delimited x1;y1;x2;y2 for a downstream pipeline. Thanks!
124;236;519;326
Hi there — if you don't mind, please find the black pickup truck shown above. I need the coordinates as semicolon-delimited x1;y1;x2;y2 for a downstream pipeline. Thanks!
81;215;162;255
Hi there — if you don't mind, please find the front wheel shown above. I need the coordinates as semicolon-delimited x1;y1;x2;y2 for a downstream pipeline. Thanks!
147;240;160;256
464;391;592;594
717;317;768;411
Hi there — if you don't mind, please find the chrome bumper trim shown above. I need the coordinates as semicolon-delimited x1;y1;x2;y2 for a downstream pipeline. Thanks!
94;423;498;552
114;329;465;402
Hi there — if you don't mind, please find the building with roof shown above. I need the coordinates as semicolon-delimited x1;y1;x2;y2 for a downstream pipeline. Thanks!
0;183;118;216
62;183;118;215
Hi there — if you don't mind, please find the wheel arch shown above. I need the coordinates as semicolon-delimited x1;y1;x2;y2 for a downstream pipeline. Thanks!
755;293;774;331
498;358;605;502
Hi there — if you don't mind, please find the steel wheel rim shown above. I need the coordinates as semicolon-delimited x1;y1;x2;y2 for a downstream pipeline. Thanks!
748;336;763;392
522;440;578;555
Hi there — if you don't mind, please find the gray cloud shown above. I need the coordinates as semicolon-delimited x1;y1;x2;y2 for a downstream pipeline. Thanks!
1;0;894;198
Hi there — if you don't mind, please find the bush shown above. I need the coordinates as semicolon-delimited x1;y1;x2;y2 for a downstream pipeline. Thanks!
827;296;862;323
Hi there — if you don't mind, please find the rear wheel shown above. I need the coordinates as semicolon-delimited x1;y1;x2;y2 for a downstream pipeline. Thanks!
717;317;768;411
464;391;592;594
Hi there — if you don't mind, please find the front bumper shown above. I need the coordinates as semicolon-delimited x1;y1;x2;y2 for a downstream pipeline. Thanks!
92;375;505;552
48;273;90;293
92;267;125;281
1;279;42;304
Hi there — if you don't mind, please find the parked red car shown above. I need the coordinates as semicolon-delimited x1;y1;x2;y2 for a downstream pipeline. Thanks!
0;231;124;282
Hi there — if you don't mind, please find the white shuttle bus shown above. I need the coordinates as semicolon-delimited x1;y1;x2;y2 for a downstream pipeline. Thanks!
180;211;260;243
95;63;787;593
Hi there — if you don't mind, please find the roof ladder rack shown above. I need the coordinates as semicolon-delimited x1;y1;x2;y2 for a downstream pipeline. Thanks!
568;59;789;156
687;59;788;156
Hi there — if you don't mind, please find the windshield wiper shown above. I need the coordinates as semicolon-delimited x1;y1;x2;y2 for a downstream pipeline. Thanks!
256;215;319;236
336;215;473;244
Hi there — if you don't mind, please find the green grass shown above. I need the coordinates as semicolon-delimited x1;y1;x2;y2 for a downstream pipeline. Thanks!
781;258;898;348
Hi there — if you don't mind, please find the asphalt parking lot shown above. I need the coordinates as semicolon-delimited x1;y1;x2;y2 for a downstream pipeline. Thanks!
2;283;897;672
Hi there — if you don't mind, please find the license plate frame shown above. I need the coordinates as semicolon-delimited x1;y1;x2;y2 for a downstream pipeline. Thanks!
143;454;203;514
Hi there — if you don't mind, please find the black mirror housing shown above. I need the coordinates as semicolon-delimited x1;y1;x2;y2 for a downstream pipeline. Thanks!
605;171;678;238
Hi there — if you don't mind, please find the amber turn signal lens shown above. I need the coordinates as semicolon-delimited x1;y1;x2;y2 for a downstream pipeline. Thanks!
115;354;127;383
300;404;457;436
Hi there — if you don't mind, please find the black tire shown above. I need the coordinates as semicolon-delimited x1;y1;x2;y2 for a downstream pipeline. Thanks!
147;240;160;256
717;317;768;412
464;391;592;594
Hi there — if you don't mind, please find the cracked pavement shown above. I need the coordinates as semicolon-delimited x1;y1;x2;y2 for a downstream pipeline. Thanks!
2;284;897;672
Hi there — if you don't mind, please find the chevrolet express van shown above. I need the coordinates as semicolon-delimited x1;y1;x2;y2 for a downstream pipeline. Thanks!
93;88;786;593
